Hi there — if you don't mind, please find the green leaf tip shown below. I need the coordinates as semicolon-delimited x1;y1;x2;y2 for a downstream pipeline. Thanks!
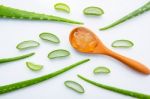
78;74;150;99
0;52;35;64
0;59;89;94
0;5;83;25
99;1;150;30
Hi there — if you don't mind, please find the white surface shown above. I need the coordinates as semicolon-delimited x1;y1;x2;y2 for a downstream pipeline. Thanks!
0;0;150;99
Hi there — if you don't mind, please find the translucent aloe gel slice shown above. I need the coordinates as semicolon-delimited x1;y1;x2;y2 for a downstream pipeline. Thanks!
39;32;60;43
64;80;85;93
93;66;110;74
26;62;43;71
111;40;134;48
16;40;40;50
54;3;70;13
48;49;70;59
83;6;104;16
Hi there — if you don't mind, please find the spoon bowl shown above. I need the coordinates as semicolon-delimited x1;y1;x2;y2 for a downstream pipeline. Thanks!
70;27;107;54
69;27;150;75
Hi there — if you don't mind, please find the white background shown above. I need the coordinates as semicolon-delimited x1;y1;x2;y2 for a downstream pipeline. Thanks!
0;0;150;99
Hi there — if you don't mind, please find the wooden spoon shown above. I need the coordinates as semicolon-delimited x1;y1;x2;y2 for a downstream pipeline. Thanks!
69;27;150;75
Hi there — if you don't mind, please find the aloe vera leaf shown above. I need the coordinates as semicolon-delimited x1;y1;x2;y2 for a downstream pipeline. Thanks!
0;59;90;94
78;75;150;99
100;1;150;30
0;52;35;63
0;5;83;24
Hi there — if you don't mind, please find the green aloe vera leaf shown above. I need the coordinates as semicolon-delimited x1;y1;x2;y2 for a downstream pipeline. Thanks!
100;1;150;30
0;59;90;94
78;75;150;99
0;52;35;63
0;5;83;24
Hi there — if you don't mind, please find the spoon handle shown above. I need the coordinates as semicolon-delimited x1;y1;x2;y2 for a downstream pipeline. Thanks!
106;50;150;74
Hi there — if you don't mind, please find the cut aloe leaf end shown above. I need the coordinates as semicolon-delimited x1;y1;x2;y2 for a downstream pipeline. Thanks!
64;80;85;93
48;49;70;59
39;32;60;43
54;3;70;13
112;40;134;48
83;6;104;16
93;66;110;74
16;40;40;50
26;62;43;71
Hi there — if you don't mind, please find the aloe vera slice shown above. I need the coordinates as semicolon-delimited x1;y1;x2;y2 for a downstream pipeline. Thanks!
16;40;40;50
64;80;85;93
39;32;60;43
26;62;43;71
112;40;134;48
93;66;110;74
54;3;70;13
83;6;104;16
48;49;70;59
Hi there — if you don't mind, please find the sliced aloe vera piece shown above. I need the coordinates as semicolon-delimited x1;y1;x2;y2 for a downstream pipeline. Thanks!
64;80;85;93
112;40;134;48
48;49;70;59
83;6;104;16
54;3;70;13
16;40;40;50
93;66;110;74
26;62;43;71
39;32;60;43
